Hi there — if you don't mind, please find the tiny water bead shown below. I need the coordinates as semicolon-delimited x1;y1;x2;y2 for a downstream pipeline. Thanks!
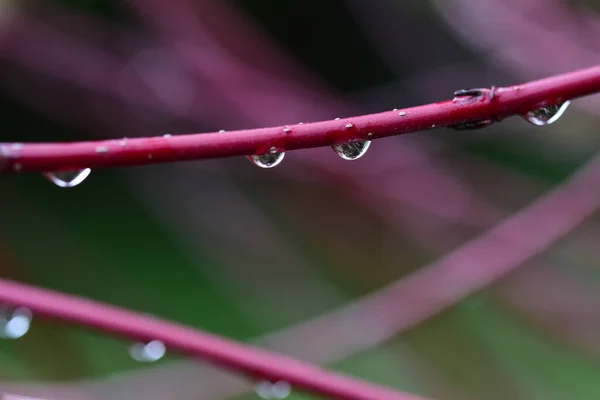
43;168;91;188
0;307;32;339
248;148;285;168
332;139;370;160
255;380;291;399
523;101;571;126
129;340;166;362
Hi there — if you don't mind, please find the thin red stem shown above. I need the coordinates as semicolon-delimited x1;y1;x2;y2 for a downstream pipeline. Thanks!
0;278;427;400
2;66;600;173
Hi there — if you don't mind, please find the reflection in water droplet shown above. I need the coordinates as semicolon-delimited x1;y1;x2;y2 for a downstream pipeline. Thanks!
44;169;91;188
255;381;291;399
248;148;285;169
1;308;32;339
332;139;370;160
523;101;570;126
129;340;166;362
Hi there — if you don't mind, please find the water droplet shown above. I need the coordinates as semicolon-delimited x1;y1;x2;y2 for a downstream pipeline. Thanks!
119;138;128;147
95;146;109;153
332;139;370;160
218;130;226;133
255;381;291;399
129;340;166;362
1;308;32;339
163;134;172;138
523;101;570;126
248;148;285;168
283;127;291;133
334;117;340;121
399;111;406;116
345;123;353;129
44;169;91;188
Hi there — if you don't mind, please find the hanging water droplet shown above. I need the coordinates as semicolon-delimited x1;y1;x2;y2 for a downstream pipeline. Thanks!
332;139;370;160
523;101;570;126
248;148;285;169
129;339;166;362
255;381;291;399
44;169;91;188
1;307;32;339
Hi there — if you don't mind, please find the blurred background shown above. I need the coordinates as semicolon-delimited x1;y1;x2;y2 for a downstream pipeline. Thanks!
1;0;600;399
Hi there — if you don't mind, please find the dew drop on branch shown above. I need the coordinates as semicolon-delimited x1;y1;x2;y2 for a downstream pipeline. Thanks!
248;148;285;168
255;380;291;399
523;101;570;126
129;340;166;362
44;169;91;188
0;307;32;339
332;139;371;160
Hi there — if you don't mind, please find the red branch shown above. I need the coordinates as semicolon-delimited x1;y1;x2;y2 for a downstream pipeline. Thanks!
2;66;600;173
0;278;427;400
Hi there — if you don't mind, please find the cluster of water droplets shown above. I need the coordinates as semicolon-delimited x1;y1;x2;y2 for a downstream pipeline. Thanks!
522;101;571;126
255;380;291;399
0;306;168;363
38;101;572;182
0;307;32;339
245;122;373;168
44;169;91;188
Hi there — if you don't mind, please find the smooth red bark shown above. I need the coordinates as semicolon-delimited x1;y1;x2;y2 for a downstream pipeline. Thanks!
2;65;600;173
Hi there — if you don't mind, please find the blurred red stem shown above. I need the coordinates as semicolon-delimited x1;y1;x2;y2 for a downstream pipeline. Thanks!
2;65;600;173
0;278;427;400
